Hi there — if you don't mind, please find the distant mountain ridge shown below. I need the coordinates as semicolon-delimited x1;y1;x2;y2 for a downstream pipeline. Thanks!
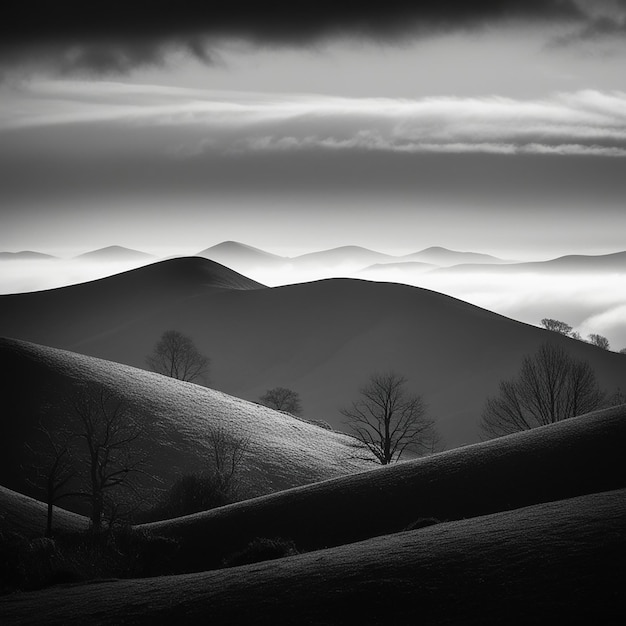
196;241;512;269
74;245;156;261
0;251;57;260
434;250;626;274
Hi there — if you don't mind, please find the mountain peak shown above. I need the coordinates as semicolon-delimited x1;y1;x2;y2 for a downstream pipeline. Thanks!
75;246;154;261
197;241;286;264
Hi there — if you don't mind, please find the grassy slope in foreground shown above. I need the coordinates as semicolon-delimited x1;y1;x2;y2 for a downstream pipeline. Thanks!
141;405;626;570
2;489;624;625
0;486;88;538
0;337;371;507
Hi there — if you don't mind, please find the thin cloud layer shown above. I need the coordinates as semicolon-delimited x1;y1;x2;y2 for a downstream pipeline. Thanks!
4;83;625;158
0;1;616;75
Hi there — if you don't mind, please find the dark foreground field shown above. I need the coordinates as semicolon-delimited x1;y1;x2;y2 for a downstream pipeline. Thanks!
1;405;625;624
1;488;624;625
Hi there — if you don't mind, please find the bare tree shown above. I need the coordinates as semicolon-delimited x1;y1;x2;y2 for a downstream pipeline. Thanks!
481;342;604;438
146;330;209;383
69;384;147;532
587;333;610;350
26;422;77;537
541;318;573;336
160;424;250;518
259;387;302;415
341;372;437;465
208;424;250;500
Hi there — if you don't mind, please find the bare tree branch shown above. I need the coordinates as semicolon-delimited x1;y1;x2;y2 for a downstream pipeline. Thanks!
68;383;149;532
481;342;605;438
341;371;438;465
259;387;302;415
146;330;210;384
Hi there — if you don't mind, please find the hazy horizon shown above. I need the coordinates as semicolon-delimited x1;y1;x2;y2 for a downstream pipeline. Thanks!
3;3;626;262
2;3;626;345
2;241;625;351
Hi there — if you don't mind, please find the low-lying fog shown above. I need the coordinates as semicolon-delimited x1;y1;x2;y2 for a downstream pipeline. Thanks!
2;258;625;352
0;259;152;295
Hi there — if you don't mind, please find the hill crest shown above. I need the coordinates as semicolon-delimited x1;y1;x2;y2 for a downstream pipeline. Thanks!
0;337;371;508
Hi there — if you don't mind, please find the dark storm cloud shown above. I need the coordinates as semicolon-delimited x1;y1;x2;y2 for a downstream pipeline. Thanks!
0;1;593;74
551;15;626;46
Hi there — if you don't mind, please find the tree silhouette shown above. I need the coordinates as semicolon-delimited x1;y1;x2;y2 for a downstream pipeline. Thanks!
481;342;604;438
26;422;77;537
158;424;249;518
146;330;209;383
69;384;147;532
341;372;437;465
541;318;573;335
587;333;610;350
259;387;302;415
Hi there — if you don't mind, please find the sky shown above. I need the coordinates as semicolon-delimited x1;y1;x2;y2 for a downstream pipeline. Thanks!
1;1;626;260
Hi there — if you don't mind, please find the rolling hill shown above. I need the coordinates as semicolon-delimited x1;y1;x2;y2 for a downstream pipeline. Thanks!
0;337;371;511
141;404;626;570
0;486;88;538
2;470;624;623
1;400;623;622
2;259;626;447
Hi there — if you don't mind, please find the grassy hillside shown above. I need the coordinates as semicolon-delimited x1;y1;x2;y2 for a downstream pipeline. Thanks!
141;404;626;570
2;488;623;625
0;486;88;538
1;261;625;446
0;258;626;447
0;337;371;511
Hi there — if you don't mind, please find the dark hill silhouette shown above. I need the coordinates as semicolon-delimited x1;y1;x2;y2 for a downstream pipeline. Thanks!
1;270;625;447
0;485;88;537
0;257;264;346
2;488;623;624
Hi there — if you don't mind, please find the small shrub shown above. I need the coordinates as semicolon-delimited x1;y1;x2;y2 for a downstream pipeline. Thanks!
139;469;247;523
164;473;233;518
222;537;299;568
0;528;179;594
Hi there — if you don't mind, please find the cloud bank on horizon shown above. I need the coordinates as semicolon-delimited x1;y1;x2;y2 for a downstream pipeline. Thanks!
4;83;626;158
